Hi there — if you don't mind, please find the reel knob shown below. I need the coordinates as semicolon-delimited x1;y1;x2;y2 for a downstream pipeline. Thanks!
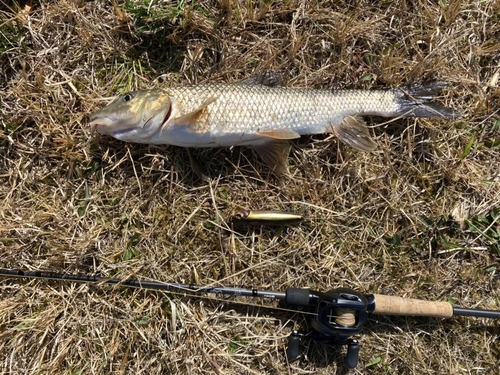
345;340;360;369
286;331;301;361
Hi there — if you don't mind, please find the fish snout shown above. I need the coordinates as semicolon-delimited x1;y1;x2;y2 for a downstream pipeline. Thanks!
88;115;115;133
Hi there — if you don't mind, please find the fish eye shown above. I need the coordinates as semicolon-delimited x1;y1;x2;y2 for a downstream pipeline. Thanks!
123;93;135;102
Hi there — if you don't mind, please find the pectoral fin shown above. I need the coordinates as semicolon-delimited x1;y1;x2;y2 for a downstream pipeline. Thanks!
332;116;377;152
173;97;217;133
258;129;301;140
253;140;291;174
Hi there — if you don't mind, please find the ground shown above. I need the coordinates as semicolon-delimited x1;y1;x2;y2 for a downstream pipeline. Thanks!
0;0;499;374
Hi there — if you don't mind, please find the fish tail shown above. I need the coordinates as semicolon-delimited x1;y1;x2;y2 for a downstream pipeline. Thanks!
332;82;460;152
394;82;461;118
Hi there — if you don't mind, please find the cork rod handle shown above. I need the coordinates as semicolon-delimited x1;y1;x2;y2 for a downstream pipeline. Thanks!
373;294;454;318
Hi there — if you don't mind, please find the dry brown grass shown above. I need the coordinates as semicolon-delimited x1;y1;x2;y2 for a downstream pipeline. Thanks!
1;0;499;374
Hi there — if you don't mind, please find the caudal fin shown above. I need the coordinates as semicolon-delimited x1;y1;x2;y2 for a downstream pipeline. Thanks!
395;82;461;118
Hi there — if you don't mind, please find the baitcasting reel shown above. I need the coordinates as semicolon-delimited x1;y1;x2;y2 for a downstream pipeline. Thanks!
284;287;374;369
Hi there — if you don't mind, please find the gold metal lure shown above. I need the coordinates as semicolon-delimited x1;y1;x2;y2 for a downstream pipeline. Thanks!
230;210;303;226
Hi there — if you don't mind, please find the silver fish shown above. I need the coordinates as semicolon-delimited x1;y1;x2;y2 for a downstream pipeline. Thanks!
89;78;460;173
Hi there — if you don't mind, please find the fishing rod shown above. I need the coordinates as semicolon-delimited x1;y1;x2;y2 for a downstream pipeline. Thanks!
1;267;499;369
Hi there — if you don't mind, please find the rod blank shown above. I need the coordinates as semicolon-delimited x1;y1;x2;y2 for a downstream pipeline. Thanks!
0;268;286;300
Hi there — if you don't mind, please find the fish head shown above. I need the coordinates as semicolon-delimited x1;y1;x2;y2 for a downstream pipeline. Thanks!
89;90;173;142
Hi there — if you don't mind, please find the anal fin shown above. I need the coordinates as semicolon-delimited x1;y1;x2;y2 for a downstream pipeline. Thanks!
253;140;291;175
331;115;377;152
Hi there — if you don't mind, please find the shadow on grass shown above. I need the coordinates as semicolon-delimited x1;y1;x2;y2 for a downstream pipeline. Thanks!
87;133;290;186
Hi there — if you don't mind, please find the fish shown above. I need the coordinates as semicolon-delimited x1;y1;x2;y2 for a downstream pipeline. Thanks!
229;210;303;226
89;75;460;174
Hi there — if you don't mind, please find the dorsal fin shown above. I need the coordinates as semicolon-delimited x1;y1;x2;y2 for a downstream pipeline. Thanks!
238;72;284;87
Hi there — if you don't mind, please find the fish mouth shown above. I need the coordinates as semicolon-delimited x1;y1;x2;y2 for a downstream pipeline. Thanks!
93;125;137;138
89;116;136;138
88;116;114;130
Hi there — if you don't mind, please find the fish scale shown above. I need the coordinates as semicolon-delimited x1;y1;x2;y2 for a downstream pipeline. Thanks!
89;78;460;173
164;84;396;139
